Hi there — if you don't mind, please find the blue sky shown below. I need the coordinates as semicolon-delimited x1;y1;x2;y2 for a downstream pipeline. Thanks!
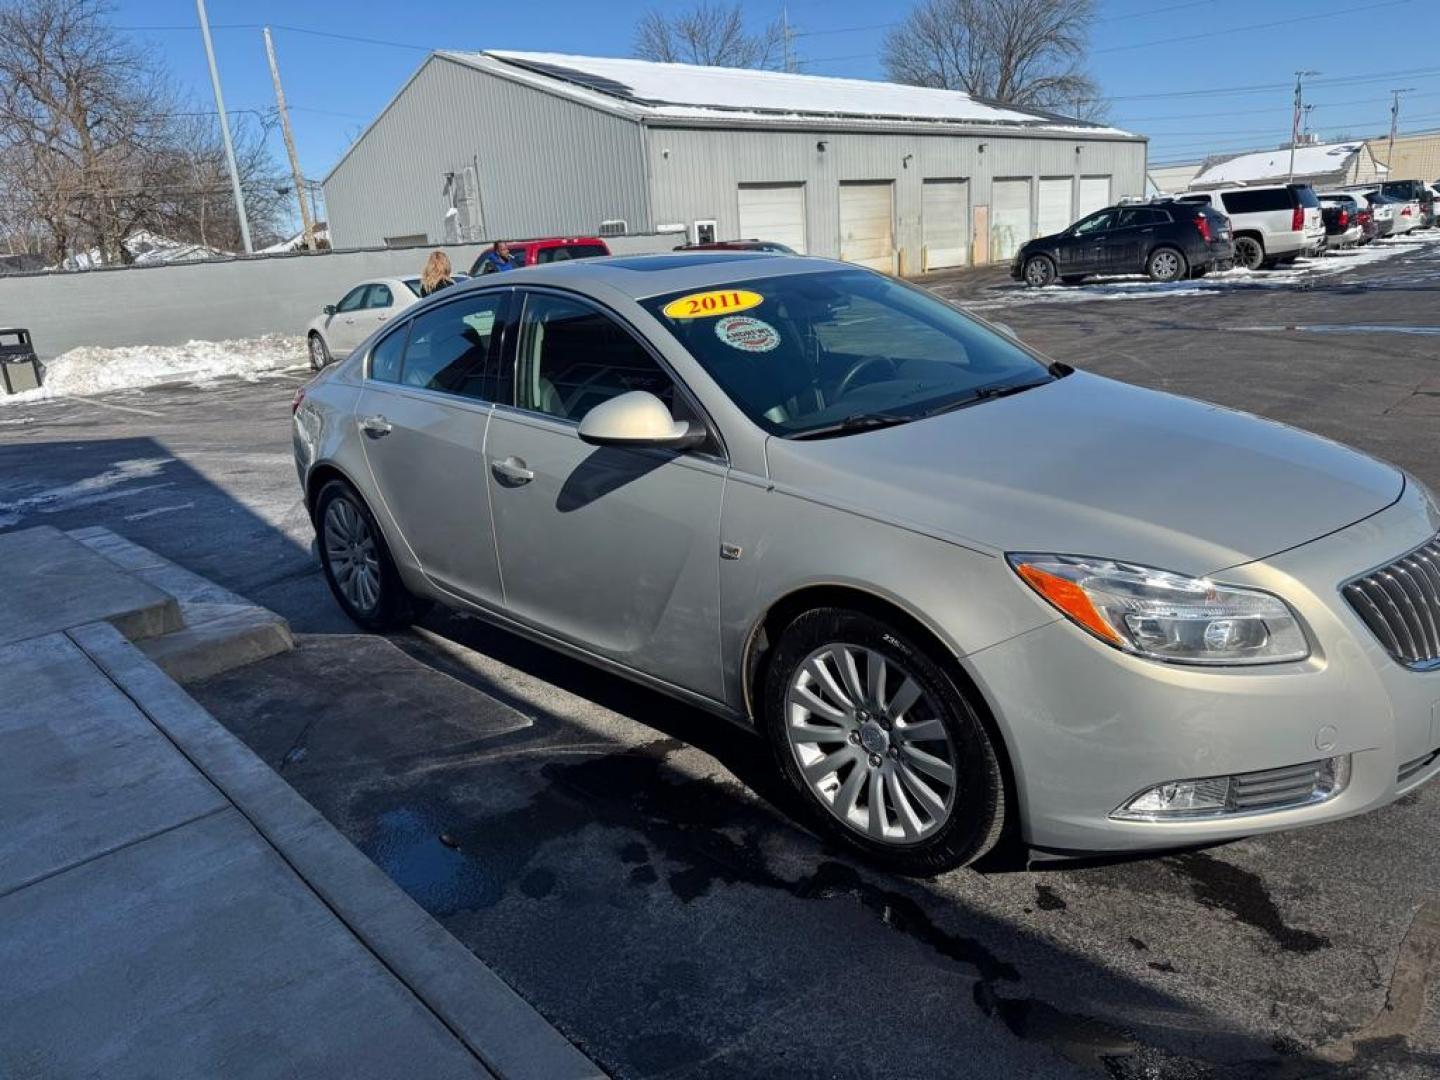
114;0;1440;224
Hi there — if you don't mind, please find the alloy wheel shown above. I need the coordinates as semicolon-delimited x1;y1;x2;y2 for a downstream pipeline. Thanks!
1234;237;1263;270
323;497;382;614
1024;257;1054;287
784;643;958;845
309;336;327;370
1151;250;1181;281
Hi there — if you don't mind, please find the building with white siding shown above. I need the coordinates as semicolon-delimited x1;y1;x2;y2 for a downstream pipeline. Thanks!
323;51;1146;273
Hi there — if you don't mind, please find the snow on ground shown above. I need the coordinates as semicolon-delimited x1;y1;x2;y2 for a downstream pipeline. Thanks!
0;335;305;406
966;231;1440;310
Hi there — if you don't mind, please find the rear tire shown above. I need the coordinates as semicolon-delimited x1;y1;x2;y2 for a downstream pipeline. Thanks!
315;479;422;632
1022;255;1056;288
763;607;1007;875
1233;235;1265;271
1146;246;1187;283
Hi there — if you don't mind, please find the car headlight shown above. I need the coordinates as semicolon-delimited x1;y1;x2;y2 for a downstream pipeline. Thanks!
1008;554;1309;666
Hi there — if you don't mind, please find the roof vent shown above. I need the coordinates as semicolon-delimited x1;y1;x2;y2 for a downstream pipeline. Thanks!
598;219;628;237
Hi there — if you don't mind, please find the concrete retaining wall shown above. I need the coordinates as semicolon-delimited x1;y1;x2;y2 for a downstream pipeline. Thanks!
0;234;676;359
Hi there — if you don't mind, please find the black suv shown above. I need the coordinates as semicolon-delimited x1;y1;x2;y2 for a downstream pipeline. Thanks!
1011;200;1233;286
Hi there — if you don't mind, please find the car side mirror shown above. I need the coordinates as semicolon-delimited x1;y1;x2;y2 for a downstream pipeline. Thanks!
577;391;706;450
323;304;336;315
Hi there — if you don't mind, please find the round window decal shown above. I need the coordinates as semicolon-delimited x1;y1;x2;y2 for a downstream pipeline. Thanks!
715;315;780;353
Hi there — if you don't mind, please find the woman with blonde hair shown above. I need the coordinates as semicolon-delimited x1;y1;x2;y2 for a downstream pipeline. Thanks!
419;250;455;296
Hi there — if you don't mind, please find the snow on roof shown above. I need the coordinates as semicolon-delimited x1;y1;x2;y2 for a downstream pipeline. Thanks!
448;50;1133;136
1192;141;1372;186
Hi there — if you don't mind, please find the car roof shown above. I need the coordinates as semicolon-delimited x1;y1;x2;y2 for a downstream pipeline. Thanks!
447;252;852;300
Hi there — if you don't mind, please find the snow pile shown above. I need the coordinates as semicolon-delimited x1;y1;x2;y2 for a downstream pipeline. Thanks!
1;335;304;406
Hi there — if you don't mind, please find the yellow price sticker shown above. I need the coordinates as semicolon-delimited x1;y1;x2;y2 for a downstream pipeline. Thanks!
662;289;764;320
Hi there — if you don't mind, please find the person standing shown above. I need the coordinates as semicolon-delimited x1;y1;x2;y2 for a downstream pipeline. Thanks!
419;250;456;296
476;240;518;274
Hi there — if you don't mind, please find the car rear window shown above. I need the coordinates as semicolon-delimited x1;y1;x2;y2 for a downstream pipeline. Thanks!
1291;185;1320;209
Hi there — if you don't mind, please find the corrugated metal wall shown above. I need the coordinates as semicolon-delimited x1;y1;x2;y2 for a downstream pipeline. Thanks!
646;126;1147;270
1367;132;1440;183
324;57;650;248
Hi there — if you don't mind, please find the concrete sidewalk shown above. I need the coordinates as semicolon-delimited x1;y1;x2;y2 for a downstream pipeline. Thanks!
0;527;602;1080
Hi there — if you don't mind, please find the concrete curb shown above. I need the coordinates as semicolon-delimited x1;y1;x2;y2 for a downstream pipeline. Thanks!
71;621;605;1080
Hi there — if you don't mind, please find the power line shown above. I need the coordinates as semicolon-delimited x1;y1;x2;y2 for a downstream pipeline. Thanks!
1095;0;1414;53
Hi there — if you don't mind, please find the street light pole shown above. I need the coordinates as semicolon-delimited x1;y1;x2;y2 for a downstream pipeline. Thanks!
1288;70;1319;182
196;0;252;254
1386;88;1415;178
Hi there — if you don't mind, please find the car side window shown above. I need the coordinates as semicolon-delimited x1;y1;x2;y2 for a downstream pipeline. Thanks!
398;292;507;400
513;293;676;422
1117;208;1163;228
1072;210;1117;236
369;324;408;383
366;284;393;309
336;286;368;313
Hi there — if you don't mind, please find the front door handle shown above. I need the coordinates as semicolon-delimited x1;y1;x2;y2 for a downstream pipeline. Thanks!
360;414;392;438
491;456;534;486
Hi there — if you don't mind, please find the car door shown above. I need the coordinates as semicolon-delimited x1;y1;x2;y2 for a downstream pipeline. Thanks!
328;285;371;354
1065;209;1119;273
355;288;512;606
1112;208;1161;272
484;288;727;700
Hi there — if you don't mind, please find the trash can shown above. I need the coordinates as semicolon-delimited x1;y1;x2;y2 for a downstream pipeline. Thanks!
0;328;42;394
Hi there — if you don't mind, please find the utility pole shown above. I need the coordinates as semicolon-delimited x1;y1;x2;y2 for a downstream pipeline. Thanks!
781;5;795;73
1288;70;1319;182
1386;87;1415;177
264;27;315;251
1301;103;1315;141
196;0;252;253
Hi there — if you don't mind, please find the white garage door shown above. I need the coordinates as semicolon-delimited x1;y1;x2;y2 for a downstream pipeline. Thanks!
1078;175;1111;220
922;179;969;270
737;183;807;253
990;179;1031;263
1037;177;1074;238
839;181;895;272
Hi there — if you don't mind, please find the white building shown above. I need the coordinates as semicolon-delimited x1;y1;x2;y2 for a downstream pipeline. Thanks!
323;51;1147;273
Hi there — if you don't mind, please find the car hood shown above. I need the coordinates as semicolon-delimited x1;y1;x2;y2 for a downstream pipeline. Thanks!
764;371;1403;577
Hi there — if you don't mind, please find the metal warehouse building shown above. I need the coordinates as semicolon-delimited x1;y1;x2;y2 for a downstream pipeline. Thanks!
324;50;1147;273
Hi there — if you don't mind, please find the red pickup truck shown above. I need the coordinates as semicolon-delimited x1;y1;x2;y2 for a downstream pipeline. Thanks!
470;236;610;274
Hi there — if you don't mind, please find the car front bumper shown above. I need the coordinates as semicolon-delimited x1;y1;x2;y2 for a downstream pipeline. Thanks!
967;484;1440;853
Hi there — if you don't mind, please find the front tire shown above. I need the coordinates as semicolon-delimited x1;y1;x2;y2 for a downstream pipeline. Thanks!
763;608;1007;875
315;479;419;631
1146;246;1186;283
1022;255;1056;288
308;333;331;371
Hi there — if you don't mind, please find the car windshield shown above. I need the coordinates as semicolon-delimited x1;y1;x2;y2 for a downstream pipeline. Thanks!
641;269;1054;438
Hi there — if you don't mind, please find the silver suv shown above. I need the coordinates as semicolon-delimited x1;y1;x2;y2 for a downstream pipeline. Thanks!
1180;184;1325;269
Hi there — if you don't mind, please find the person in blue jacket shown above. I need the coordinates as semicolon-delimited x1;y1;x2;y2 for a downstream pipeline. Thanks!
476;240;519;274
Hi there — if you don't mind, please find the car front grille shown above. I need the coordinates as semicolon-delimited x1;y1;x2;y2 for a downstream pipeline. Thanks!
1229;760;1338;811
1398;748;1440;785
1343;534;1440;669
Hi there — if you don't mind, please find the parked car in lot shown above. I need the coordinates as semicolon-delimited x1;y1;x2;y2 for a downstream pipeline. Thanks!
1350;191;1396;239
1012;200;1233;286
1373;180;1434;227
1179;184;1325;269
469;236;610;274
293;253;1440;872
1357;191;1418;235
674;239;798;254
1317;194;1364;248
307;278;418;370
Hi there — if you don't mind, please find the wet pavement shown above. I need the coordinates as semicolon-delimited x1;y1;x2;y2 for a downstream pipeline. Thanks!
8;234;1440;1077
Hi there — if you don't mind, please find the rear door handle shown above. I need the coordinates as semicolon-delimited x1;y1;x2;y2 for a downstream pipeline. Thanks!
491;456;534;486
360;414;392;438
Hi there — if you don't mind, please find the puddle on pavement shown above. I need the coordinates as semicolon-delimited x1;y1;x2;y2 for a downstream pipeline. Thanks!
1226;324;1440;336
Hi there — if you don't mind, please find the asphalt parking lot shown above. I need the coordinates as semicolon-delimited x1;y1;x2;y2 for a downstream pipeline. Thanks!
5;237;1440;1078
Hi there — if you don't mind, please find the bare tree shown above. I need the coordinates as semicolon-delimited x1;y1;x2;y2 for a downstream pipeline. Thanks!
0;0;287;265
634;2;784;69
882;0;1104;118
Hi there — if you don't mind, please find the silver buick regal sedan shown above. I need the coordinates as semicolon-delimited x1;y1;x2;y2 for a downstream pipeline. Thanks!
293;253;1440;873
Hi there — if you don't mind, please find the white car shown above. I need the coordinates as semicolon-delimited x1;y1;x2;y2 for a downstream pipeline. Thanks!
1178;184;1325;270
305;275;469;369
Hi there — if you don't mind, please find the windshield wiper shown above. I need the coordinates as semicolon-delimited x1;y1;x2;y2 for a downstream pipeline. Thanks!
789;412;915;440
922;377;1055;419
